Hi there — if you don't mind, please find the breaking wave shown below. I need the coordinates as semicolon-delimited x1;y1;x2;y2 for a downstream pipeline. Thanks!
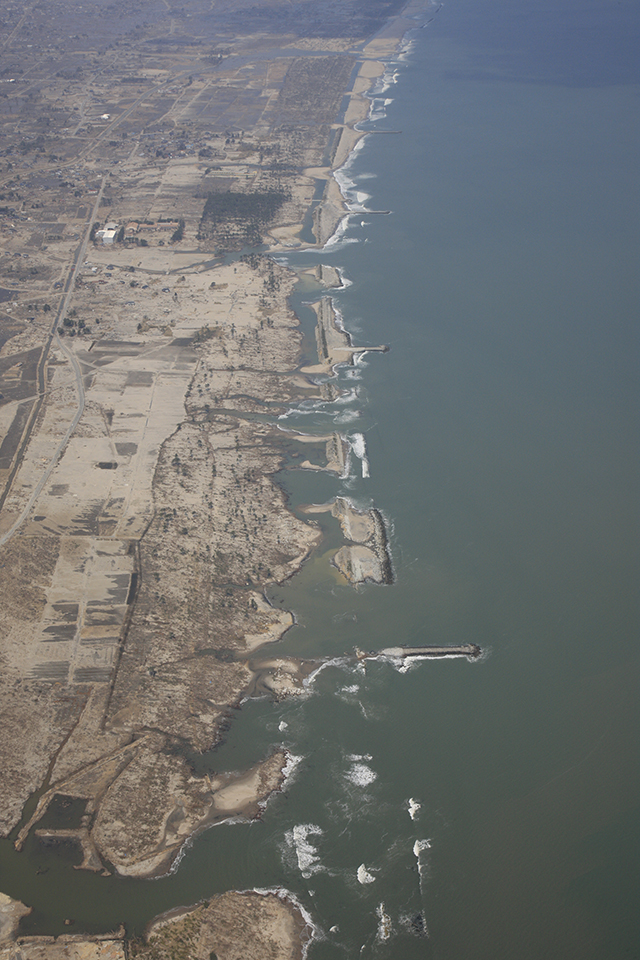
284;823;326;879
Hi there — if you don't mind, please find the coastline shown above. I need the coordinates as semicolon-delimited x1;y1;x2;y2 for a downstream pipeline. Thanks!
135;888;313;960
0;0;430;950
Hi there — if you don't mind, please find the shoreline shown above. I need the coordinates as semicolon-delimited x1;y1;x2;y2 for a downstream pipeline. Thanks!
0;0;431;950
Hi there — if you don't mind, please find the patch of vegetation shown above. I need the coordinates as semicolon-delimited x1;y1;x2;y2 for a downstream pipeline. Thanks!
171;219;185;242
197;190;288;250
193;324;223;345
129;912;201;960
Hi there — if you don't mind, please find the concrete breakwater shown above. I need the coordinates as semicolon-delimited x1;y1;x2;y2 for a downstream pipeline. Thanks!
375;644;482;660
305;297;388;375
370;508;394;585
249;642;483;700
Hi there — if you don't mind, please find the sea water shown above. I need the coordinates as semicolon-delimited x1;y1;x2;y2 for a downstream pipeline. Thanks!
1;1;638;956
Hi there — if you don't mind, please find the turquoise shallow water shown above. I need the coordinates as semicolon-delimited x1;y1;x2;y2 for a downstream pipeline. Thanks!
1;1;639;956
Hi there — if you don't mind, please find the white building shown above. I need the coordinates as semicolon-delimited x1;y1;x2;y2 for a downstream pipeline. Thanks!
96;222;119;244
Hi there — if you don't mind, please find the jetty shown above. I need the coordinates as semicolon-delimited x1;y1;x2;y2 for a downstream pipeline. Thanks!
306;297;389;374
366;644;482;660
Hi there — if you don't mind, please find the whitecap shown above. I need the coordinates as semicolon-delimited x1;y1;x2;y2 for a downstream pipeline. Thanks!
413;838;432;890
349;432;370;478
413;838;431;857
408;797;421;821
352;352;369;367
323;215;359;250
334;411;361;425
303;655;353;687
345;762;377;787
376;902;392;941
285;823;325;878
251;887;323;956
350;433;367;460
334;387;359;405
357;863;376;884
281;751;303;788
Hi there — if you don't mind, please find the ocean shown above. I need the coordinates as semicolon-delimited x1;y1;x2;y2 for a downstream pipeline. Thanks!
2;0;638;956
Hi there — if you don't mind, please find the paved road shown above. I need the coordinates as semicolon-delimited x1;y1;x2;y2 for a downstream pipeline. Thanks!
0;176;106;548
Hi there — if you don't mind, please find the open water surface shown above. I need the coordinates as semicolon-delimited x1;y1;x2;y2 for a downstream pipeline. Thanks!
1;0;639;956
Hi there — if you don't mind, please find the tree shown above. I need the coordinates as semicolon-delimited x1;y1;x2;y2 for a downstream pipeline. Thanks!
171;219;185;243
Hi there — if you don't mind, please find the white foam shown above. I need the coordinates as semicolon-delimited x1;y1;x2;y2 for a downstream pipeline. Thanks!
413;838;432;891
398;38;417;59
377;71;399;94
349;433;366;459
413;838;431;856
395;656;419;673
318;264;352;289
366;653;420;673
367;96;393;123
164;809;250;878
334;387;359;405
331;300;348;332
376;902;392;941
251;887;323;957
349;432;370;478
281;751;304;788
331;138;374;214
408;798;421;821
303;655;352;687
278;720;288;732
357;863;376;884
285;823;325;878
323;215;358;250
345;761;377;787
334;411;361;425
